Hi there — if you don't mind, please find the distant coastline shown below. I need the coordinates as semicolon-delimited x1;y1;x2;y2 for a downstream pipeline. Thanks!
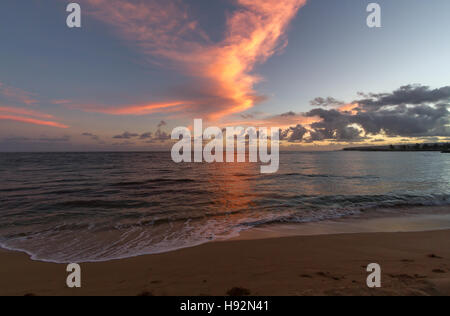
343;143;450;152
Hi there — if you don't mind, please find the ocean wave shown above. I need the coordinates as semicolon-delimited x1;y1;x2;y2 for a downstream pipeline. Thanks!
1;152;450;263
277;173;380;180
1;195;450;263
110;178;197;187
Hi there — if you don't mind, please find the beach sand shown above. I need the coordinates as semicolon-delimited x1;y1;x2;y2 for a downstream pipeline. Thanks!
1;227;449;296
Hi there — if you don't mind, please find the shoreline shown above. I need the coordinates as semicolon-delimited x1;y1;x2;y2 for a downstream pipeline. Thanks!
2;207;450;264
233;212;450;241
1;228;450;296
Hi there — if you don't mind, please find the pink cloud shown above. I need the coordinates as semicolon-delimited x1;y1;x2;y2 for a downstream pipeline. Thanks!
80;101;188;115
0;106;54;119
79;0;307;121
0;82;38;105
0;83;70;129
0;115;69;129
0;105;69;129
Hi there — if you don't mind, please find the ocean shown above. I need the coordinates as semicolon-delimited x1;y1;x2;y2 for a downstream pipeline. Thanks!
0;151;449;263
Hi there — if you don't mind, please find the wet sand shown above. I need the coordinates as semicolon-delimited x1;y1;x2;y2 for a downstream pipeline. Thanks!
235;213;450;240
1;228;449;296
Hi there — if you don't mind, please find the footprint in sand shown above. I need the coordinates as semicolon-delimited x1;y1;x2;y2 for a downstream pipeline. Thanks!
316;272;342;281
389;274;415;281
428;254;444;259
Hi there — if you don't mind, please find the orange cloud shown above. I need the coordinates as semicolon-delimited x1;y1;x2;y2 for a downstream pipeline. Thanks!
81;0;307;121
204;0;307;120
221;113;321;130
0;115;69;129
338;103;359;115
0;82;69;128
0;106;54;119
78;101;187;115
0;106;68;128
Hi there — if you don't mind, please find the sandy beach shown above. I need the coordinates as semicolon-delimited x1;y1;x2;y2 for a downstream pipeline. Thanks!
1;226;449;296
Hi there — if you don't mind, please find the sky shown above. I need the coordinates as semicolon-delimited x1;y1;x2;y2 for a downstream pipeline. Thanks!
0;0;449;151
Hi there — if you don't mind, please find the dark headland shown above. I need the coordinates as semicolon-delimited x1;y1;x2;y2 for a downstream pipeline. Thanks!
343;143;450;153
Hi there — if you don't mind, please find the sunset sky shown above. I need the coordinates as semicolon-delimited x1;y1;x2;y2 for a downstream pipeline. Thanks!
1;0;449;151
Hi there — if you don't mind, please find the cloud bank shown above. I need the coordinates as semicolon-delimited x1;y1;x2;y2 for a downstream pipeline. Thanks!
279;84;450;143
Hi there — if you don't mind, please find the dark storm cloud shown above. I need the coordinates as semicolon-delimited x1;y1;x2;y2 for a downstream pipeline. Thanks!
154;121;170;142
279;111;297;117
157;120;167;128
355;84;450;111
280;124;308;142
139;132;153;139
142;121;171;143
112;121;171;144
113;132;139;139
303;108;366;142
280;84;450;143
82;133;100;141
351;104;450;137
153;130;171;142
310;97;344;108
